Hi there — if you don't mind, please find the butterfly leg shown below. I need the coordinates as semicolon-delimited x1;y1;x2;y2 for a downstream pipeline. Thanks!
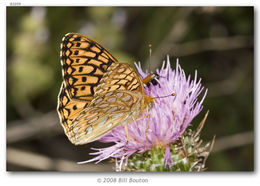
131;113;151;150
125;115;146;143
124;124;130;141
144;113;151;150
124;113;150;144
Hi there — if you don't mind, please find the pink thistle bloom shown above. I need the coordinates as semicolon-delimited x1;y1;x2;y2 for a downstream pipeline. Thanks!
78;56;207;169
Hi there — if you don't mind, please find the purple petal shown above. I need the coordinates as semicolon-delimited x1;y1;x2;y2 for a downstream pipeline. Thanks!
82;58;207;165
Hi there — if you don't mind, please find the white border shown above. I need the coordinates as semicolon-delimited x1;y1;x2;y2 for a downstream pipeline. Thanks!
1;1;258;186
1;0;258;6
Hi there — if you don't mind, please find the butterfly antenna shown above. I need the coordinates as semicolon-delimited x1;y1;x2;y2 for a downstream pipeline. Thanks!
148;45;167;83
148;43;152;73
154;92;176;99
148;44;153;95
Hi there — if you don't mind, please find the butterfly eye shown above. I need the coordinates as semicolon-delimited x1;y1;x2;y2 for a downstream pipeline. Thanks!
148;101;153;109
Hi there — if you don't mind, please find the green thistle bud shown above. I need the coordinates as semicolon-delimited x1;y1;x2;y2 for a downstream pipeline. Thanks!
122;112;215;172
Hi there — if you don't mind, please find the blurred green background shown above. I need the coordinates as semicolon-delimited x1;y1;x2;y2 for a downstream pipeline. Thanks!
6;7;254;171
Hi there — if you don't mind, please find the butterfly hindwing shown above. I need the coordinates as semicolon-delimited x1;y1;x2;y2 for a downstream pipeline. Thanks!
67;90;143;145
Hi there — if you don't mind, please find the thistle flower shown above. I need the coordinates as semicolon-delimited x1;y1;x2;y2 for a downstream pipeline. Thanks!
79;56;214;171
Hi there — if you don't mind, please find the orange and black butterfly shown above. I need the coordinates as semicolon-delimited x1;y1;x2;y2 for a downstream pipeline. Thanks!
57;33;159;145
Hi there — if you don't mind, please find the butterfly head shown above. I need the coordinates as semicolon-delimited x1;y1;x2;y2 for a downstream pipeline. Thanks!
144;92;176;110
143;95;156;110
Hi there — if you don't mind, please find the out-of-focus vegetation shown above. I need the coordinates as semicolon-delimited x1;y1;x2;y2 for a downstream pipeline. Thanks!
7;7;254;171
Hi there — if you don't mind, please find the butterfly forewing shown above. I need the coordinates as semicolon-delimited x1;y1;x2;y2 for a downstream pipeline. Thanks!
60;33;118;102
94;63;145;97
57;82;88;134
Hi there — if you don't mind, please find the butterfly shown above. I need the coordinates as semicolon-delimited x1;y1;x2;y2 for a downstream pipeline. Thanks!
57;33;156;145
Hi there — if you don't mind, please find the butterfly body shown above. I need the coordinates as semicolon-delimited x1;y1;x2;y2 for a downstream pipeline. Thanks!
57;33;154;145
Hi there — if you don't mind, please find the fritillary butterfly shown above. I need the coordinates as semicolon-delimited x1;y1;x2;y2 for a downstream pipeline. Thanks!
57;33;155;145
